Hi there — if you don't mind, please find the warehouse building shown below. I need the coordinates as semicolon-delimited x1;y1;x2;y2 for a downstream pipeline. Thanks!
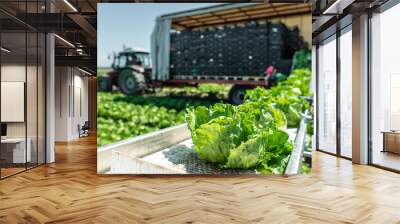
0;0;97;179
312;0;400;172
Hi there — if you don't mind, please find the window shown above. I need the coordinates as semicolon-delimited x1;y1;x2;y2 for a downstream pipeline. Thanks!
339;27;352;158
136;53;151;68
317;35;337;154
370;3;400;171
117;55;127;68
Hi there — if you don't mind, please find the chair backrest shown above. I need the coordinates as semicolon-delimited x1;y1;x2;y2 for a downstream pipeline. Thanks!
82;121;90;129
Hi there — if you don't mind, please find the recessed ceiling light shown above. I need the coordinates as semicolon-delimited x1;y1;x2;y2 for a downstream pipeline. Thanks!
323;0;354;15
63;0;78;12
54;34;75;48
1;47;11;53
78;67;92;76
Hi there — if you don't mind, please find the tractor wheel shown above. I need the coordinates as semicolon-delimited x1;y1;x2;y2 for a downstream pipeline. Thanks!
228;85;252;105
117;69;146;95
98;76;112;92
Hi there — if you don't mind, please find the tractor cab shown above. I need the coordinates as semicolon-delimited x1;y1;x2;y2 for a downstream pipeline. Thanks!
112;49;151;72
99;48;152;95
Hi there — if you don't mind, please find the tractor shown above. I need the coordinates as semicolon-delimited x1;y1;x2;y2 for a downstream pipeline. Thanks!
98;48;152;95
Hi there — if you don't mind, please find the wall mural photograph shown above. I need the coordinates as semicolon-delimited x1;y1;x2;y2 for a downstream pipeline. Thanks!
97;3;313;175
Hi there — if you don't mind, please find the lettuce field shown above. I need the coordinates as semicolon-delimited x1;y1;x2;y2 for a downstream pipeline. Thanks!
97;84;230;146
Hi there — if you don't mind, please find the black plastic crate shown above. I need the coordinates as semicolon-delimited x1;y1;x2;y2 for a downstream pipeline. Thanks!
169;21;302;77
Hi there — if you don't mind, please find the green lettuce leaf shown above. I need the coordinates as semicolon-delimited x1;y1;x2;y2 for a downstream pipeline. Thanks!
258;129;293;174
186;106;210;132
225;134;264;169
192;117;241;163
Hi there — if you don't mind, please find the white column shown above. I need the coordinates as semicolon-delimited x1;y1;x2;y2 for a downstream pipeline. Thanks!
46;33;55;163
352;14;369;164
45;0;55;163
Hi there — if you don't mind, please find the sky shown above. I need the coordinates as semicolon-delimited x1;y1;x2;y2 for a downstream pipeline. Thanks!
97;3;222;67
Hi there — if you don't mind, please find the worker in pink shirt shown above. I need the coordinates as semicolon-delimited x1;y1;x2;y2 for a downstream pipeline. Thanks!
265;65;277;86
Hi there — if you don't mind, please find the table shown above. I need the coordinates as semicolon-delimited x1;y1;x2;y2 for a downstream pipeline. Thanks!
381;131;400;154
1;138;31;163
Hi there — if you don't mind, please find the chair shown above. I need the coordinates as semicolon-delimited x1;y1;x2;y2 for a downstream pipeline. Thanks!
78;121;90;138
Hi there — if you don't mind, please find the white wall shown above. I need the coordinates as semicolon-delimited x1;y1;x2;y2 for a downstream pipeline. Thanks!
71;72;89;138
1;65;35;138
1;63;46;164
55;66;70;141
1;65;26;138
55;67;89;141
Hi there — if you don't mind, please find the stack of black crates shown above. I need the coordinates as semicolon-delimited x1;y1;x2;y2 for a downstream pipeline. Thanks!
170;21;305;78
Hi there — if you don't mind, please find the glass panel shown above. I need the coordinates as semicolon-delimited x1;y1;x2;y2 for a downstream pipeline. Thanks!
38;32;45;165
1;31;27;177
318;35;337;154
26;0;40;169
371;4;400;171
339;28;352;158
0;1;46;178
27;31;38;169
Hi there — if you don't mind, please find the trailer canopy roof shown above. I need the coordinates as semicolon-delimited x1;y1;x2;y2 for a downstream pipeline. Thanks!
160;3;311;30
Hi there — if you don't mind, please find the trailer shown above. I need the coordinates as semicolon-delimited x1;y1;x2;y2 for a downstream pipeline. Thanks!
99;3;311;104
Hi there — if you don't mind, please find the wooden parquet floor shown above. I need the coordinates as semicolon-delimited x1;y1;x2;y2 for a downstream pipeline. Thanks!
1;135;400;224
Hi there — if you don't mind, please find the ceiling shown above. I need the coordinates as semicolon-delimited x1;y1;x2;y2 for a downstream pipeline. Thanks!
312;0;389;41
0;0;98;73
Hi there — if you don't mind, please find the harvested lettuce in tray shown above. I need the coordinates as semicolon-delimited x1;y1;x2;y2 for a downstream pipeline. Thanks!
185;68;312;174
